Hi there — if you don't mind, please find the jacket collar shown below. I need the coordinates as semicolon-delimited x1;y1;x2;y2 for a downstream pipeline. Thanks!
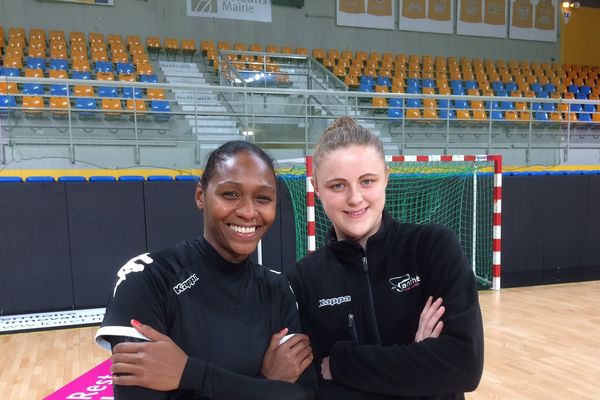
325;210;393;269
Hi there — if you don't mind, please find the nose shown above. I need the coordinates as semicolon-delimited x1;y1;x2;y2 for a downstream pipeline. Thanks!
347;184;363;206
236;197;257;219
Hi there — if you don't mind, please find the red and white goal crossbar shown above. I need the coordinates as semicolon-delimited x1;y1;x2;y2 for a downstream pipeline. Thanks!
305;154;502;291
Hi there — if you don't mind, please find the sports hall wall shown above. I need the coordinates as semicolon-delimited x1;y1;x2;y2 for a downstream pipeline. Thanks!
0;0;559;62
1;175;599;315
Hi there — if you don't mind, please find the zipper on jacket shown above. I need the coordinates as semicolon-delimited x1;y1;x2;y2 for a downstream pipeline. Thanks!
362;256;383;345
347;313;359;343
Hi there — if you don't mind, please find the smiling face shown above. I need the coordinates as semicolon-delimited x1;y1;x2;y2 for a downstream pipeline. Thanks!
195;150;277;263
313;144;388;248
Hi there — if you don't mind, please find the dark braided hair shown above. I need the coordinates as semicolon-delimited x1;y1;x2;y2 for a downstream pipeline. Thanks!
200;141;276;189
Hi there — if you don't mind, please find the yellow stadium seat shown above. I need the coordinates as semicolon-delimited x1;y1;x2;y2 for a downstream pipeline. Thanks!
265;44;279;53
49;69;68;79
519;111;531;122
126;98;147;120
473;110;487;120
406;108;421;119
279;46;292;55
74;85;94;97
182;39;197;61
23;96;45;117
147;88;165;100
96;71;114;81
107;34;123;47
312;48;325;62
372;96;387;111
0;82;18;95
456;109;471;120
89;32;105;45
217;41;231;51
3;55;23;69
146;36;161;58
102;98;122;119
505;111;519;120
25;68;43;78
50;96;69;118
164;38;180;60
137;63;154;75
72;59;91;72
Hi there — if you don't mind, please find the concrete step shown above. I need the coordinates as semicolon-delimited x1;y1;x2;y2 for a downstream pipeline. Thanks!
192;126;239;134
163;71;204;78
182;104;227;113
166;76;207;84
185;117;237;127
195;134;242;141
159;61;200;71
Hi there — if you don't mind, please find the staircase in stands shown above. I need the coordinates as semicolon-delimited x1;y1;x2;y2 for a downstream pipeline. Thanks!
157;61;240;149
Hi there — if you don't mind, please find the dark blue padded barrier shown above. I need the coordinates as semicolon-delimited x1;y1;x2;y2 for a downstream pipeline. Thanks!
66;180;146;308
58;176;86;182
0;183;73;314
0;176;23;183
89;176;117;182
175;175;200;182
118;175;145;182
25;176;55;182
147;175;173;181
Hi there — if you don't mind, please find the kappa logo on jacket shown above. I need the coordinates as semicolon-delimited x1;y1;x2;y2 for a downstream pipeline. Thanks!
318;295;352;308
173;274;199;295
389;274;421;293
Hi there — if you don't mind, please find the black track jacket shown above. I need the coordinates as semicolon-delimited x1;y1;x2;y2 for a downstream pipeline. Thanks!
285;211;484;399
97;237;316;400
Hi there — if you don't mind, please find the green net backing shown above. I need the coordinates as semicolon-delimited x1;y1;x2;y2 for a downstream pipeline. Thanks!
279;160;495;289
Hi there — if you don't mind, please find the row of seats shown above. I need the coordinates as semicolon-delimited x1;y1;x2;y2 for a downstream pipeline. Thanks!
0;175;199;183
0;94;171;121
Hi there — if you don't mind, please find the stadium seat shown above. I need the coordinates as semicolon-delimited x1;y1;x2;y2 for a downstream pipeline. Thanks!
72;59;91;72
72;71;92;80
151;100;171;121
102;98;122;119
126;98;147;120
181;39;197;61
140;74;158;83
116;62;135;75
0;81;19;95
26;57;45;70
74;97;97;119
164;38;180;60
49;96;69;118
90;176;117;182
23;95;45;118
0;95;17;115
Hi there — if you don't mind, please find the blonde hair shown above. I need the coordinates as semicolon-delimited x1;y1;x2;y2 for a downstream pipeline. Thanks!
312;117;385;174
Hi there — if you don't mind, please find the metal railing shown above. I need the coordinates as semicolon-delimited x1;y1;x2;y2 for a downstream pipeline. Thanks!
1;74;600;165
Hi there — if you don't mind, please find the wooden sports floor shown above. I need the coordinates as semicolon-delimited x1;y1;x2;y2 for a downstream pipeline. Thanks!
1;280;599;399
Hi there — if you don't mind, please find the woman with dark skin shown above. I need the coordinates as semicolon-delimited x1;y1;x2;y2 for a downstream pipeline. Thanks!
96;141;316;399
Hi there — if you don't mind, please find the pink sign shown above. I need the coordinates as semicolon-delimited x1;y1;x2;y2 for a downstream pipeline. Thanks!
44;359;113;400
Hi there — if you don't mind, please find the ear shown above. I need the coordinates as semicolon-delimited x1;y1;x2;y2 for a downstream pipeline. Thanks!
195;183;205;210
310;176;320;198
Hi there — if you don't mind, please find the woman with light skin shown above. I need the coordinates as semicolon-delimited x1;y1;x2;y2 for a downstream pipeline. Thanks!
96;141;316;399
285;117;484;399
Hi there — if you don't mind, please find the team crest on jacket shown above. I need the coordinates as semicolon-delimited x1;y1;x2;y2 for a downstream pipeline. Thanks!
389;274;421;293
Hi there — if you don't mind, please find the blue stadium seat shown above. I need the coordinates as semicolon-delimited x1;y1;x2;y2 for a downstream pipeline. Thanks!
58;176;86;182
491;110;504;120
570;103;583;112
116;63;135;75
89;176;117;182
542;102;556;112
50;84;68;96
454;99;468;109
98;86;118;98
95;61;114;73
465;80;478;90
23;83;44;95
406;78;419;88
421;79;434;88
492;82;504;92
578;112;592;122
531;102;542;111
0;67;19;77
140;74;159;83
505;82;518;92
49;59;69;71
580;85;592;96
535;112;549;121
439;109;455;119
26;57;45;70
72;71;92;80
450;80;463;90
376;76;391;88
122;87;144;99
26;176;55;182
531;83;543;94
74;98;97;118
0;176;23;183
567;84;579;94
175;175;200;181
389;98;403;108
151;100;171;121
387;105;403;119
118;175;145;182
576;93;588;100
0;95;17;112
544;83;556;93
147;175;173;181
583;103;595;112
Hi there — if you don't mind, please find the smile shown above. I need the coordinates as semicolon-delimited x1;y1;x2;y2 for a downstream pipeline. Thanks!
228;224;258;234
345;208;368;217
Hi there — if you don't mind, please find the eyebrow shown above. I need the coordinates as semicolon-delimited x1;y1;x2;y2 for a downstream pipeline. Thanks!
324;173;380;184
215;180;276;191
